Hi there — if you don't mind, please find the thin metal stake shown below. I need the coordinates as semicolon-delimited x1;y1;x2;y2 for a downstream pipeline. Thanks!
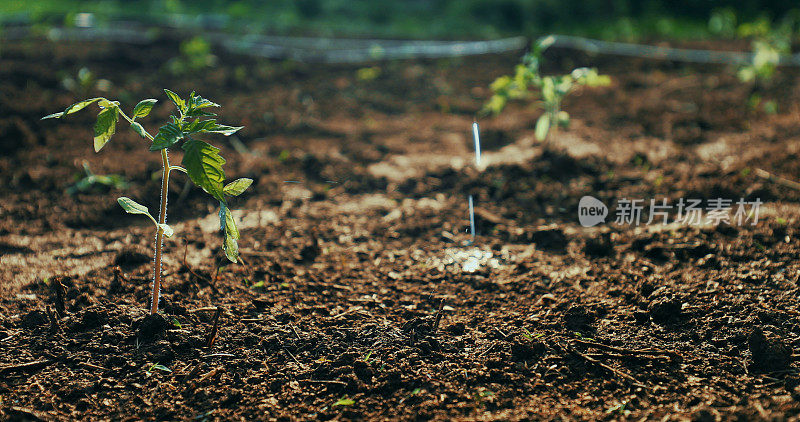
469;195;476;240
472;121;481;167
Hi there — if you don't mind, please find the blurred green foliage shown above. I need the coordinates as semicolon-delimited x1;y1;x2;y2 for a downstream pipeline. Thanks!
1;0;798;40
484;36;611;141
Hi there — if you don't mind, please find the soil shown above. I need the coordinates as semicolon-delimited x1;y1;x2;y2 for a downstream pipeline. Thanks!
2;35;800;421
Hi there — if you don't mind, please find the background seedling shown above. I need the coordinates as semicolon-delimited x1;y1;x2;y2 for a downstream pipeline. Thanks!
43;90;252;315
484;36;611;142
66;161;128;195
166;36;217;76
718;11;800;113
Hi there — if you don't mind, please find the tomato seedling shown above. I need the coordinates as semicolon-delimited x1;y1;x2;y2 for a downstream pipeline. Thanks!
484;36;611;142
43;90;252;314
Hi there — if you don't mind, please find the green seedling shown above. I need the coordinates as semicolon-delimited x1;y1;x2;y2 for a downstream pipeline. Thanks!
43;90;252;315
145;363;172;376
66;161;128;195
484;36;610;142
166;36;217;76
735;15;793;85
61;67;112;96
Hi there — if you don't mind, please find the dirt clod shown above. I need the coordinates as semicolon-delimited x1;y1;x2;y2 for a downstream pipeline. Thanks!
136;313;168;343
20;310;48;329
562;304;595;332
648;296;682;323
748;327;792;373
114;246;151;268
510;339;545;361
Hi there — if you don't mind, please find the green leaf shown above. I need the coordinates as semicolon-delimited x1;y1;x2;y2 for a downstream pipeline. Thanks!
219;202;240;263
541;77;556;104
66;97;103;115
131;122;148;139
150;123;183;151
132;99;157;119
182;118;212;133
42;112;64;120
207;123;243;136
98;99;120;109
223;178;253;196
186;119;242;136
42;97;103;120
164;89;186;114
333;398;355;407
147;363;172;373
94;106;118;152
224;233;239;263
185;109;217;118
535;114;550;141
182;139;226;200
188;93;219;110
222;205;239;240
556;111;570;128
117;197;157;225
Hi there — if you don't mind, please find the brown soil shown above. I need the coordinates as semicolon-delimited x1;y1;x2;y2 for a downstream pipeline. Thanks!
2;36;800;421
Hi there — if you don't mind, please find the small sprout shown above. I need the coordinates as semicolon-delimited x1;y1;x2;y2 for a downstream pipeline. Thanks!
166;36;217;76
483;37;610;142
356;66;381;81
145;363;172;375
67;162;128;195
170;317;182;329
735;15;792;85
333;398;355;407
44;90;251;315
606;401;629;415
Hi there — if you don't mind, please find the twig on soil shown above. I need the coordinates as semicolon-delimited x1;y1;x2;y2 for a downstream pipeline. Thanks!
565;346;648;390
478;342;498;357
289;323;302;340
754;168;800;191
202;353;236;359
181;363;203;385
585;352;671;362
302;379;347;386
572;339;681;361
433;299;445;333
195;366;223;385
0;360;52;375
331;306;363;319
204;307;222;348
51;277;67;316
282;348;307;369
47;306;59;333
79;362;108;371
189;306;219;313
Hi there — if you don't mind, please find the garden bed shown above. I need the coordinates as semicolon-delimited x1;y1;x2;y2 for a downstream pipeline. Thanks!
2;36;800;420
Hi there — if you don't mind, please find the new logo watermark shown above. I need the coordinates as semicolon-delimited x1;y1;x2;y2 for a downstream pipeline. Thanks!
578;197;763;227
578;196;609;227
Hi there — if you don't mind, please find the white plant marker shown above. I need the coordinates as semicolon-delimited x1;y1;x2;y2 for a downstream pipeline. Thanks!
469;194;476;240
472;121;481;167
468;122;481;242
